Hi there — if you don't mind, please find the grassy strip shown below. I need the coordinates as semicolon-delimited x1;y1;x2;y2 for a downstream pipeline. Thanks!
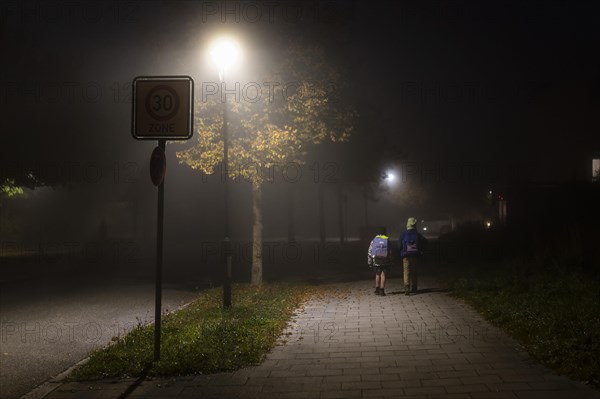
440;262;600;388
71;282;315;380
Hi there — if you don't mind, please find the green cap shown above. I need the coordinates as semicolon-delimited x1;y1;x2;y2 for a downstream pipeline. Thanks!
407;217;417;229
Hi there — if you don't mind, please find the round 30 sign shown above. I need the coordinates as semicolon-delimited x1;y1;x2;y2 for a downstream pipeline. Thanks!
145;85;180;121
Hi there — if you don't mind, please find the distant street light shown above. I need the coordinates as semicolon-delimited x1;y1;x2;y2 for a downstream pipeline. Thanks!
209;36;242;309
384;170;398;187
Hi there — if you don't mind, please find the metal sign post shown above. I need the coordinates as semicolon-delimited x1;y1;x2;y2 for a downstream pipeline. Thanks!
132;76;193;361
152;140;165;361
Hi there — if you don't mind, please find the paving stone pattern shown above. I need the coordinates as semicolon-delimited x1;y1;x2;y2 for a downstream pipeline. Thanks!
39;278;600;399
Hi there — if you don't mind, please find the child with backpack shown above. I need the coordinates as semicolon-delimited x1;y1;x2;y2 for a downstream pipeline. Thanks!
368;229;392;296
398;217;427;296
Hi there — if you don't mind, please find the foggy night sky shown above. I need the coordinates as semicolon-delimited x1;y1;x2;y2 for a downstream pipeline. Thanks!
2;5;600;398
1;0;599;239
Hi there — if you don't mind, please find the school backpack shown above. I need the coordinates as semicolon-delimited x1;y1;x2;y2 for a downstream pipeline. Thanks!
403;229;419;255
372;235;390;262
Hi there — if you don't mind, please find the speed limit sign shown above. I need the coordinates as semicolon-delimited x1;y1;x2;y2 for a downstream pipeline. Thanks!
132;76;194;140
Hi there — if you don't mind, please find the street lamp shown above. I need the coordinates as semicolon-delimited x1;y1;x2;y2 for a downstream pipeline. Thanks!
385;172;396;183
210;37;242;81
384;170;397;187
209;37;241;309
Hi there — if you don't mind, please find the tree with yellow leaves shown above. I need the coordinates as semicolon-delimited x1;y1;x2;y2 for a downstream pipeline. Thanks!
177;44;355;285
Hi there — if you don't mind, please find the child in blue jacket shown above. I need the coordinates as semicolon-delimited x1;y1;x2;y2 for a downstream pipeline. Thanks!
398;218;427;295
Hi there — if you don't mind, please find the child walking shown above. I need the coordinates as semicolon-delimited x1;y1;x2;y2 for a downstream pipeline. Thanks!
368;229;392;296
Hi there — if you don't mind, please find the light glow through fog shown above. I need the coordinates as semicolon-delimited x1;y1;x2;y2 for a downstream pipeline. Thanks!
209;37;242;75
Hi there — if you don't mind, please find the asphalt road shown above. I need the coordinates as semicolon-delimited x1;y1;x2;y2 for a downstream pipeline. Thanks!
0;274;200;399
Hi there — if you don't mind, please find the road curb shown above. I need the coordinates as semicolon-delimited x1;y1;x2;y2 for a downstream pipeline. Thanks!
20;357;90;399
19;296;198;399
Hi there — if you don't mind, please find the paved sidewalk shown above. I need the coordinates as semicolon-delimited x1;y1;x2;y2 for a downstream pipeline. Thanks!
36;278;600;399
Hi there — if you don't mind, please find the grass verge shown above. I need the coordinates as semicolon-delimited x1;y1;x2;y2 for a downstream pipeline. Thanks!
438;261;600;388
70;281;315;380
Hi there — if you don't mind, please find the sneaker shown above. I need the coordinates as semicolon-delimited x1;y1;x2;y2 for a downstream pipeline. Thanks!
374;287;381;295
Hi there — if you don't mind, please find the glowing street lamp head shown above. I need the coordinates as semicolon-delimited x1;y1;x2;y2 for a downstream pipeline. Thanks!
209;37;242;78
384;170;397;187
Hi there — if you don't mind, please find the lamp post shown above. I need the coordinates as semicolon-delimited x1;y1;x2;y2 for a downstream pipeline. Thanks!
210;37;241;309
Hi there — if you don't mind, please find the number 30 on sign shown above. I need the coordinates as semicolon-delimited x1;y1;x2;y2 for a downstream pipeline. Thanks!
132;76;194;140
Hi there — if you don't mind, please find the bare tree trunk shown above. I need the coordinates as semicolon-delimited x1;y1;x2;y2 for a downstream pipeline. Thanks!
318;183;326;245
251;180;263;285
287;184;295;244
337;183;344;245
363;184;369;227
